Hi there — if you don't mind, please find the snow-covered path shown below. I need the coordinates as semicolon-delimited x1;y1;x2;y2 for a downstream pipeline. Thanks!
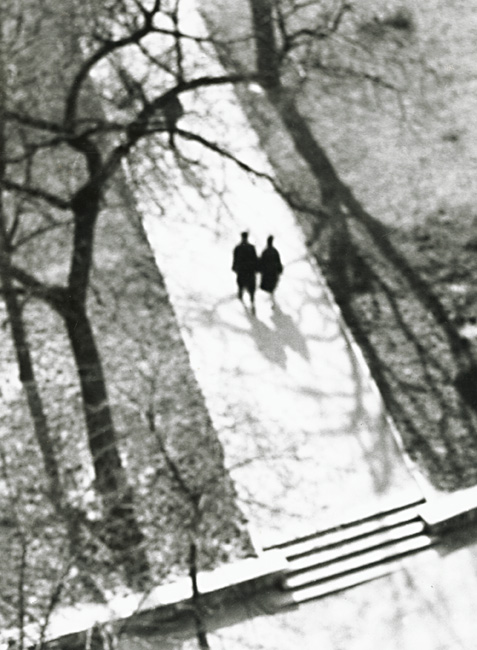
142;172;422;547
135;6;423;548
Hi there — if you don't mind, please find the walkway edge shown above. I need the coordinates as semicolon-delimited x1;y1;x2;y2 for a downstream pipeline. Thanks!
7;493;477;649
305;252;438;501
0;551;287;650
419;483;477;532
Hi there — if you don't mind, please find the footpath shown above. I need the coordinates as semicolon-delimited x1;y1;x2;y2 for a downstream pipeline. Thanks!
11;6;477;649
143;137;425;549
134;5;477;649
140;5;425;550
135;75;477;650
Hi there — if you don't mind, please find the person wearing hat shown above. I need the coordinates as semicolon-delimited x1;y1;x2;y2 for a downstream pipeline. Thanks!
232;231;258;313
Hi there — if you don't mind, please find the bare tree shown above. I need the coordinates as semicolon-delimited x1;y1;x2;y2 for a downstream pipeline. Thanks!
200;0;477;488
3;0;474;642
0;5;64;510
0;0;269;595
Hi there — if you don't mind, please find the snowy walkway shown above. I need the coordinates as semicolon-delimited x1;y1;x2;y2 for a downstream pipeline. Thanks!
142;166;422;547
135;5;423;548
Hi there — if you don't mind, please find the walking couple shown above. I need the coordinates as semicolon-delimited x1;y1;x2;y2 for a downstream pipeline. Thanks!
232;231;283;314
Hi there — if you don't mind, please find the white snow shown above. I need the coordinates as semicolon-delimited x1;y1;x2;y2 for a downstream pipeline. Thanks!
130;3;422;546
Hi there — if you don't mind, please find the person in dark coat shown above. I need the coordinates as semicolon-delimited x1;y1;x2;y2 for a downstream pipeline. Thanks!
232;231;258;312
259;236;283;303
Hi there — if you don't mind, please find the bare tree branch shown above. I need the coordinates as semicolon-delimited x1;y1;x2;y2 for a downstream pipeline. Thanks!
12;221;72;251
5;110;64;134
101;72;260;179
2;179;71;211
64;1;163;128
9;264;63;305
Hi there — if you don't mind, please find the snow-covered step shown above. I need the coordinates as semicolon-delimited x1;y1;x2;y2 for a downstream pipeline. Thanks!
283;533;432;591
262;501;436;607
270;502;423;559
288;520;426;572
273;557;411;608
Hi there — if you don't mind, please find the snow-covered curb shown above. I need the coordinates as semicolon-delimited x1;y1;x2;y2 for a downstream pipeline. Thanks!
419;484;477;532
0;550;288;649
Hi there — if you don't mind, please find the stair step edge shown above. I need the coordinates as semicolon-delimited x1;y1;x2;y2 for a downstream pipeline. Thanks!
289;558;404;604
287;521;426;571
283;510;424;559
266;500;425;552
283;535;432;589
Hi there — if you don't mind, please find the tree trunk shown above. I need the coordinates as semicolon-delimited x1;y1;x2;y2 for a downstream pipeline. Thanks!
0;274;63;502
63;300;123;496
0;229;64;510
189;541;210;650
247;0;472;372
61;175;149;579
248;0;280;89
61;297;149;585
0;13;62;507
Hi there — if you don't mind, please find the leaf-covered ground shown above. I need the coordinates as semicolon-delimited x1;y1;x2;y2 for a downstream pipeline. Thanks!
1;0;255;634
0;181;253;631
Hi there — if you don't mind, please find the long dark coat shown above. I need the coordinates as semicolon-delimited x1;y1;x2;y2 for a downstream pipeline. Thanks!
259;246;283;293
232;242;258;290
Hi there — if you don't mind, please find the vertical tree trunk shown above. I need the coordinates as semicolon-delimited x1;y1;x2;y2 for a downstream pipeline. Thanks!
63;301;123;496
248;0;280;89
57;170;149;582
189;541;210;650
0;261;63;506
61;299;149;585
247;0;472;369
0;9;62;507
248;0;353;303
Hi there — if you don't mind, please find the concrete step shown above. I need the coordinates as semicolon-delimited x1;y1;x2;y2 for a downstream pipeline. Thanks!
272;556;414;608
287;520;426;572
264;500;435;607
270;502;424;560
283;532;432;590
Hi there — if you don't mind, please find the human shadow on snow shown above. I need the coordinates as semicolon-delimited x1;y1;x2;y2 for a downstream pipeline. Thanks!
183;290;405;496
245;303;310;370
